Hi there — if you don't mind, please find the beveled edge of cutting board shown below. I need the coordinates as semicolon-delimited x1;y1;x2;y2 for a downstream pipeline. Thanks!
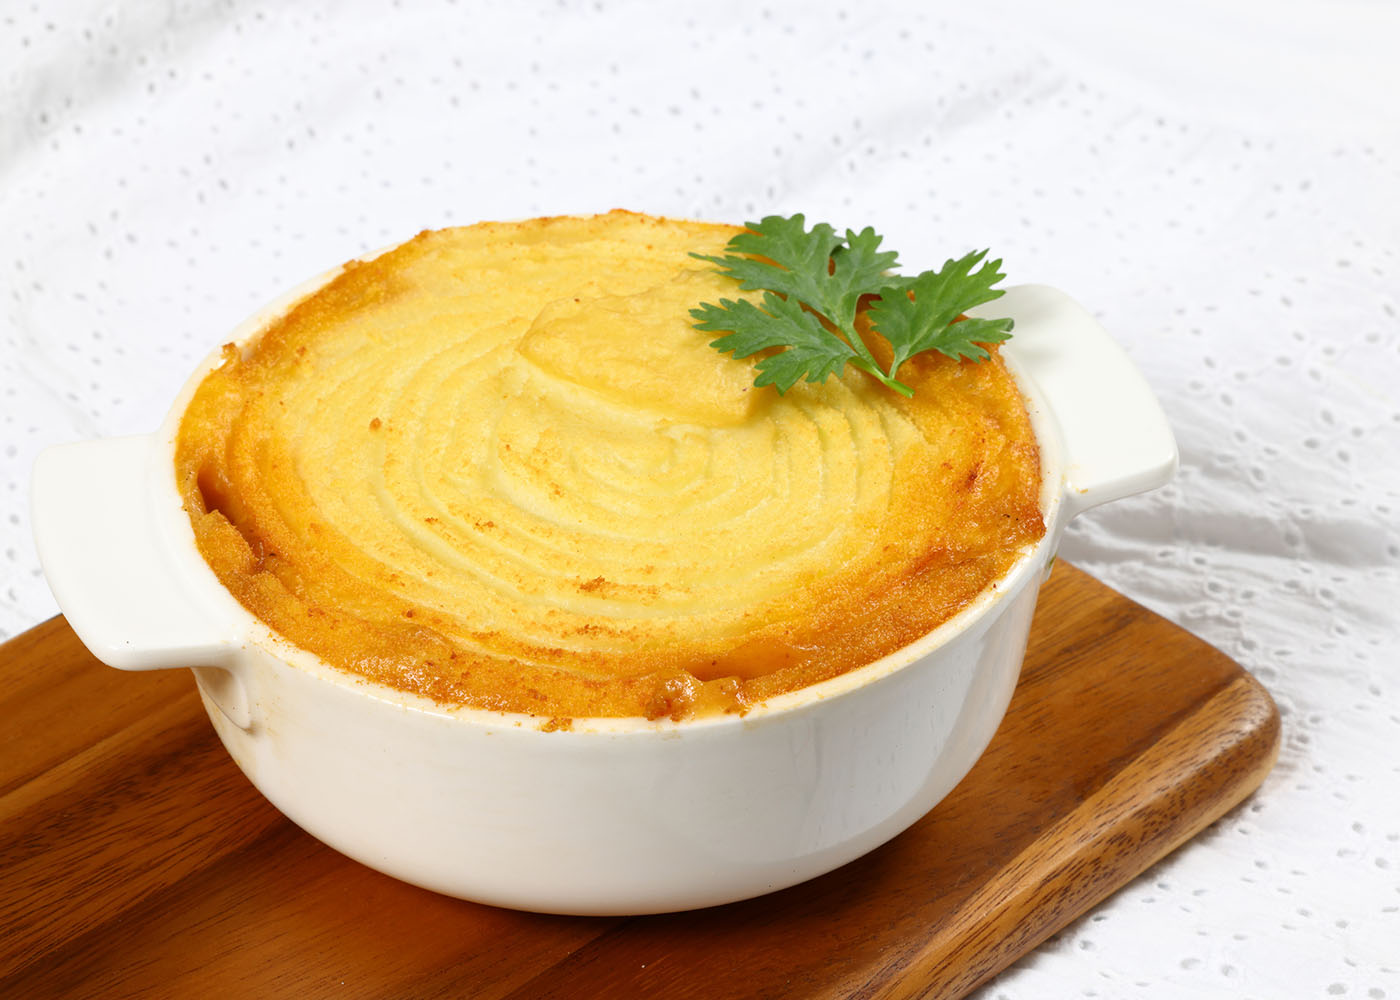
921;667;1281;1000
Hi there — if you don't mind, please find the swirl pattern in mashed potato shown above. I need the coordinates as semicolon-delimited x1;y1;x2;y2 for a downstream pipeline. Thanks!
176;211;1044;721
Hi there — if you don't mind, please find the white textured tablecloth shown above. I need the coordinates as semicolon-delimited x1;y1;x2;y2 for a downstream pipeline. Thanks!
3;1;1397;995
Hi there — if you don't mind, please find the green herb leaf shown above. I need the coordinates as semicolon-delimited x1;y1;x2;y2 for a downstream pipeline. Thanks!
867;250;1014;379
693;216;902;330
691;216;1012;397
691;291;864;394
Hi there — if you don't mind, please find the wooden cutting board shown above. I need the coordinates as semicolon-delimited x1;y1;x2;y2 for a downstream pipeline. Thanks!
0;564;1278;1000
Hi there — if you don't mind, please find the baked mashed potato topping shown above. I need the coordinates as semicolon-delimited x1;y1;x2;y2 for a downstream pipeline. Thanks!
176;211;1045;721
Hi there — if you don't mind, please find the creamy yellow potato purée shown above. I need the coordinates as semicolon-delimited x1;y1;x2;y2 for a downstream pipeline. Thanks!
176;211;1045;722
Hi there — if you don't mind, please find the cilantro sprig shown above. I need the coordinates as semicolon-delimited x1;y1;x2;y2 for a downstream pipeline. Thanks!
689;214;1013;397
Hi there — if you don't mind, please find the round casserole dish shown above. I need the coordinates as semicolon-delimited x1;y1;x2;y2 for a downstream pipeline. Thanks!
31;263;1176;915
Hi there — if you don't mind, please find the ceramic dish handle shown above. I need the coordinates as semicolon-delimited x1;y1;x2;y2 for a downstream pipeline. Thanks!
32;434;242;673
989;284;1178;519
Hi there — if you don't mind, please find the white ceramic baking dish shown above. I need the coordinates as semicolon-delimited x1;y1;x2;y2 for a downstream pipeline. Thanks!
31;277;1175;915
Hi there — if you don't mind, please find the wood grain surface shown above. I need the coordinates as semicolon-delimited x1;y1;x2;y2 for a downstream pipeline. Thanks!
0;564;1280;1000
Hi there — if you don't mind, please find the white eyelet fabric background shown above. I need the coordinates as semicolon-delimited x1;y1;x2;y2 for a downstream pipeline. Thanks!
3;1;1397;995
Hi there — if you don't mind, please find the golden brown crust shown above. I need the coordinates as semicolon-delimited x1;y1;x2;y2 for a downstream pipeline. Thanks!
175;211;1044;721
